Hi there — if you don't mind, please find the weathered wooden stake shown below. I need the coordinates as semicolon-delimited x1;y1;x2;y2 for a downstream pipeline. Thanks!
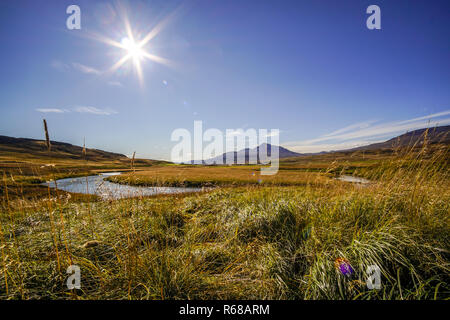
131;151;136;172
43;119;51;151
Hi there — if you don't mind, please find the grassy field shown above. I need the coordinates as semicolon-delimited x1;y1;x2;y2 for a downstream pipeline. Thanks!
0;142;448;299
106;165;335;187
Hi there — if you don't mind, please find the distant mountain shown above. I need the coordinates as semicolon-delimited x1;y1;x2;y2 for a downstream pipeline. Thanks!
0;135;128;161
192;143;303;165
346;125;450;152
192;126;450;164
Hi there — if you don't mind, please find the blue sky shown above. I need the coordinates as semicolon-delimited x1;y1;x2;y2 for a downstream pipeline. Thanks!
0;0;449;159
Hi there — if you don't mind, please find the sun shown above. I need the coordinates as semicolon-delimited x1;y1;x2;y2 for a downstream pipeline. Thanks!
86;5;175;86
105;25;172;85
121;37;144;61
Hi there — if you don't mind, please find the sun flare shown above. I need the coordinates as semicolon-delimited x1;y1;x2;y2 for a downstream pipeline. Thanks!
121;37;144;61
86;5;175;86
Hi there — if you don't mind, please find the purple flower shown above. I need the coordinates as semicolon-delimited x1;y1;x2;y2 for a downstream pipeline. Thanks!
335;258;354;276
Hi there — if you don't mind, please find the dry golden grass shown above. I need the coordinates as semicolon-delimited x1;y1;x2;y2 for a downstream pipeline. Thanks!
107;165;336;187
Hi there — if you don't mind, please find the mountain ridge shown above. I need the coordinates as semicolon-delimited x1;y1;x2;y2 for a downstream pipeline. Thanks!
190;143;303;165
196;125;450;164
344;125;450;152
0;135;128;161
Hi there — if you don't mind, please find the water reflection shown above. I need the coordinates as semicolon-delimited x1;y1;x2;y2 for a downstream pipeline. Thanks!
336;175;370;184
43;172;201;200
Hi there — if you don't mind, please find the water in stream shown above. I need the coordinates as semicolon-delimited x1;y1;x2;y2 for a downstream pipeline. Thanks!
42;172;202;200
336;175;370;184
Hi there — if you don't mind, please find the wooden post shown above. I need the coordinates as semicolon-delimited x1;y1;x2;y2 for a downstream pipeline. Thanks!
43;119;51;151
82;137;86;159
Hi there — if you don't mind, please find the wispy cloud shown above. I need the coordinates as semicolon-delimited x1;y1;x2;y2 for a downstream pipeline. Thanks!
36;106;117;116
283;110;450;153
36;108;69;113
286;141;380;154
322;120;377;137
50;60;70;72
74;106;118;115
51;60;102;75
72;63;102;75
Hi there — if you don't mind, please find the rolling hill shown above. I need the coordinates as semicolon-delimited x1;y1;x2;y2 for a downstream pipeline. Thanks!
346;125;450;152
0;135;128;161
192;143;303;165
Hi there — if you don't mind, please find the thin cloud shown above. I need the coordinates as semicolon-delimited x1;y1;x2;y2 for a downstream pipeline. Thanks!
74;106;118;115
286;141;382;154
36;106;117;116
284;110;450;153
396;110;450;125
51;60;103;76
72;63;102;75
50;60;70;72
322;120;377;137
36;108;68;113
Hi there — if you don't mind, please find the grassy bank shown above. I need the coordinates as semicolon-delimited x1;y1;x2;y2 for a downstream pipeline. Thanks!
105;165;336;188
